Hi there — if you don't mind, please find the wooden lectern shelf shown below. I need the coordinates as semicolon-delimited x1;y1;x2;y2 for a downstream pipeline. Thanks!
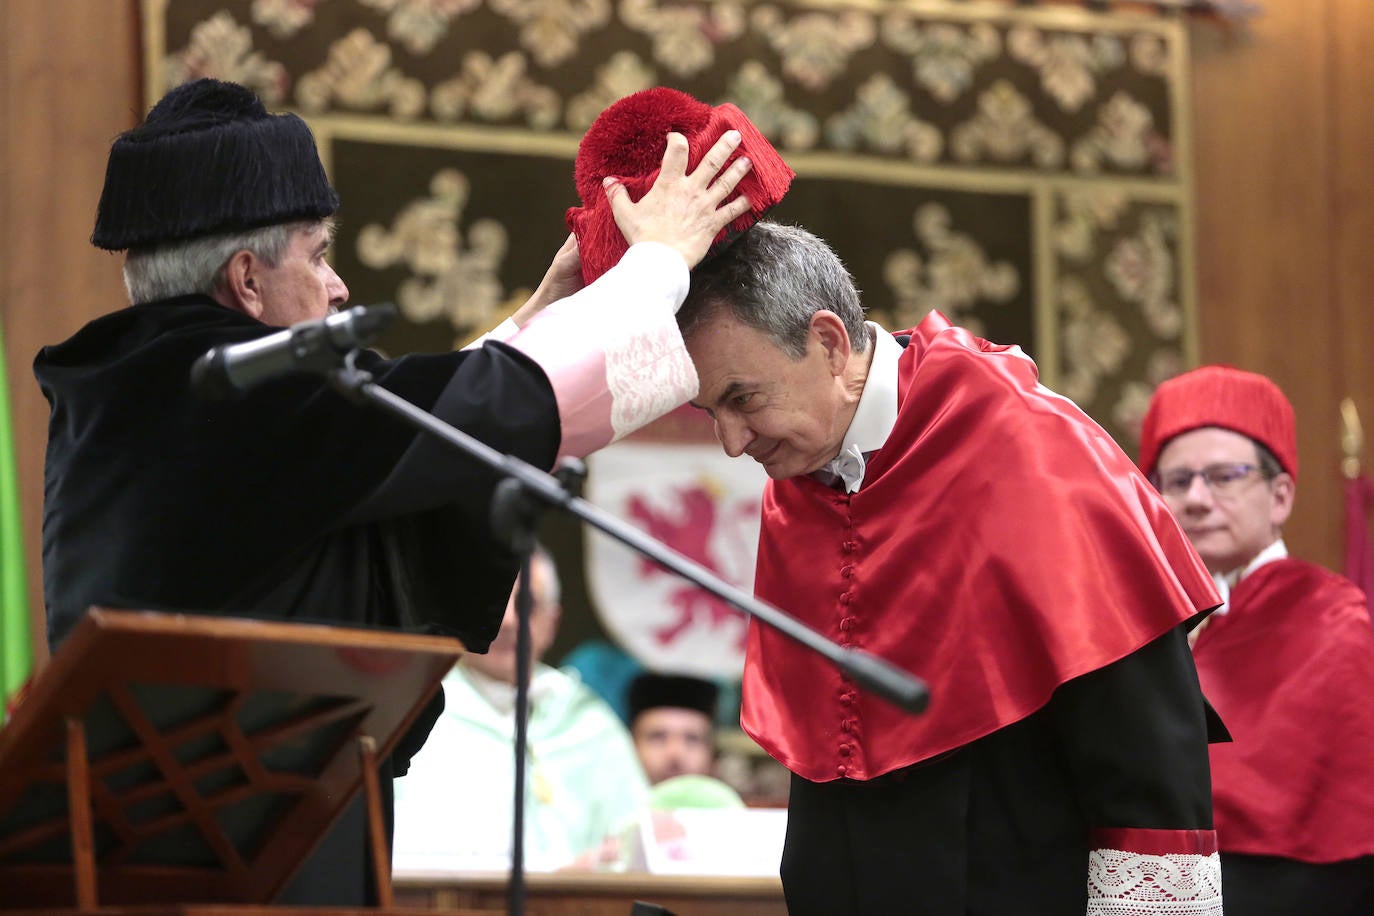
0;608;463;912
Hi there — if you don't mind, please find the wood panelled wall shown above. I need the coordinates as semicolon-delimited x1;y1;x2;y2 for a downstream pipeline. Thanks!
3;1;1372;666
1191;1;1374;583
1;0;144;666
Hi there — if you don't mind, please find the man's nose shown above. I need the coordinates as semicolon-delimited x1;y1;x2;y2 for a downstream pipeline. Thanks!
715;415;754;459
1182;472;1214;507
327;266;350;308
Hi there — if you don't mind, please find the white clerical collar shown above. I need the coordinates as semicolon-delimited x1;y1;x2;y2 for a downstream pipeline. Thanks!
816;323;902;493
1210;538;1288;616
459;661;558;715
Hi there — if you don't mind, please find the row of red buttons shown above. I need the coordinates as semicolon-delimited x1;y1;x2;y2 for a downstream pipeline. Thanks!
837;513;860;777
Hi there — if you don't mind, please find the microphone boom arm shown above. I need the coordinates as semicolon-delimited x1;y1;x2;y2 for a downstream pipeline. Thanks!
326;352;930;716
191;317;930;916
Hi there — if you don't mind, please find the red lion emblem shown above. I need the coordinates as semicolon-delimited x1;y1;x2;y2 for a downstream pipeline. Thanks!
626;485;758;650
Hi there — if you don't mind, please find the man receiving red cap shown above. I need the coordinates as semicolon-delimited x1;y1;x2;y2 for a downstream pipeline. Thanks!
570;89;1226;915
1140;366;1374;914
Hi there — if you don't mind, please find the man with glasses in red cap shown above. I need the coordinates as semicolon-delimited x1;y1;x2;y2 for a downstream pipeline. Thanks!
1140;365;1374;914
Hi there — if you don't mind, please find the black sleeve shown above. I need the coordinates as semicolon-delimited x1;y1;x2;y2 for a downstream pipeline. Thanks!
1047;624;1214;831
343;340;560;525
338;343;559;647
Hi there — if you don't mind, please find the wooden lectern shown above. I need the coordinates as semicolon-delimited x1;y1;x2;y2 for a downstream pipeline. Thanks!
0;608;464;914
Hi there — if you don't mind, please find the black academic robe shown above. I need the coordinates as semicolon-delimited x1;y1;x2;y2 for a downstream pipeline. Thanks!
781;625;1217;915
34;295;561;904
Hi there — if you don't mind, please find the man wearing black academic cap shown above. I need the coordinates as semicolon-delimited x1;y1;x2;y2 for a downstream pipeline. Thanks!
628;673;720;786
33;78;757;905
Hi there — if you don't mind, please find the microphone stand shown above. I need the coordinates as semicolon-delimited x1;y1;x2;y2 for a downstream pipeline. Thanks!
320;348;930;916
509;548;533;916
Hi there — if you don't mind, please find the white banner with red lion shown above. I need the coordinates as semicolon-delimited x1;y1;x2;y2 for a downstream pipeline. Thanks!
585;437;767;680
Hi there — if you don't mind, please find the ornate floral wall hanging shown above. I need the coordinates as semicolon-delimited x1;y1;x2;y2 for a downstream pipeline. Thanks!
145;0;1198;448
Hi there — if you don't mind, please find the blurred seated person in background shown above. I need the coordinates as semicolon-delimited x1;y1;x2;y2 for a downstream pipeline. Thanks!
1139;366;1374;915
392;545;647;872
628;672;719;785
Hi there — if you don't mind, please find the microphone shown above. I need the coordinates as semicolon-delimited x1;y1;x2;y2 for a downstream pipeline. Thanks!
191;303;397;398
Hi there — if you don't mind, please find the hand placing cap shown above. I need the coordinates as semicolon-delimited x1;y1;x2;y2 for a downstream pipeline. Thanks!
565;87;795;284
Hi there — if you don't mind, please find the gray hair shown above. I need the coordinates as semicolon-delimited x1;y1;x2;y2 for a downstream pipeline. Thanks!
678;221;867;358
121;219;326;305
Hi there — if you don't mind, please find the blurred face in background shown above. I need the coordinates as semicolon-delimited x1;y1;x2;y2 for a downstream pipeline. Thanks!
632;707;715;785
463;559;560;685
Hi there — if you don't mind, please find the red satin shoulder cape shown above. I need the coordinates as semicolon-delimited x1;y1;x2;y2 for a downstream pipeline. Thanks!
1195;558;1374;863
742;312;1219;782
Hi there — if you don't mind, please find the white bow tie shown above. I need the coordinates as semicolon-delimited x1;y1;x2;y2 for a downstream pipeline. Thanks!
818;443;869;493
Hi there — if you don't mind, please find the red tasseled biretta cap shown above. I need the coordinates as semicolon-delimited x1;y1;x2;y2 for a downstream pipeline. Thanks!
565;87;795;285
1138;365;1298;480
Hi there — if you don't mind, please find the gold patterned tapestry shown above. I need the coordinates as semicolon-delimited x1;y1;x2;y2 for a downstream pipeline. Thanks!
143;1;1199;793
143;0;1197;449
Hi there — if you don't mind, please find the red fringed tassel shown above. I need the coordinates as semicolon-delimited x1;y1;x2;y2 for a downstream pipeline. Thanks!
567;88;795;285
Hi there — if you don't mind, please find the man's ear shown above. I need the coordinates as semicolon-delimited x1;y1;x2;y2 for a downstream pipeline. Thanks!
215;249;264;319
809;310;853;376
1269;472;1296;529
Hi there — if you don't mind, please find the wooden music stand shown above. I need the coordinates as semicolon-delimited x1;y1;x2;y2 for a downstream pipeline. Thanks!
0;608;464;913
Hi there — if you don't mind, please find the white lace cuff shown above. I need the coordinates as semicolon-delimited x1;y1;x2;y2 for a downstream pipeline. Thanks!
504;243;696;459
1086;828;1222;916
